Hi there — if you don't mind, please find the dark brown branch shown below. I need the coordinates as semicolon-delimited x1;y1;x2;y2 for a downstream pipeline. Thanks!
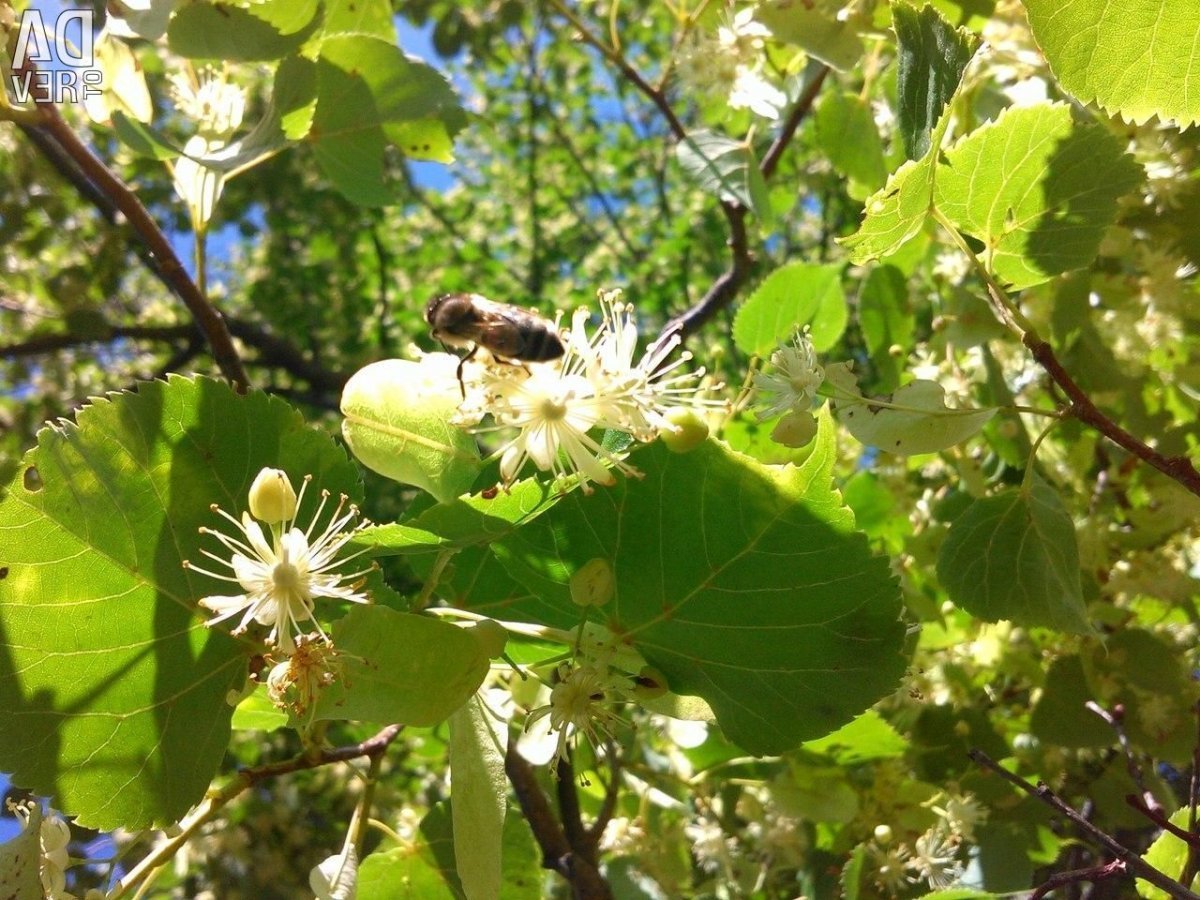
506;741;613;900
555;755;594;865
1086;702;1157;811
1030;859;1126;900
239;723;404;786
584;747;621;856
1;319;347;393
969;748;1200;900
760;65;830;180
1126;795;1200;849
662;66;829;341
662;202;752;340
1025;334;1200;498
16;60;249;390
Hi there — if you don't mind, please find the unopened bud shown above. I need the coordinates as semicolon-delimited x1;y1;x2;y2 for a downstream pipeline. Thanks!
248;467;297;523
468;619;508;658
570;557;615;607
659;408;709;453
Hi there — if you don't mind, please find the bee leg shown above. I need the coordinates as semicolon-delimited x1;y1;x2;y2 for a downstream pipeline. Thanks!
456;344;479;399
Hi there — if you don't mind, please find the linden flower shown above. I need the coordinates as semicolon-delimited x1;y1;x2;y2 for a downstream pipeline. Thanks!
467;290;720;491
754;329;825;420
167;67;245;139
525;663;629;767
906;826;963;889
184;469;373;654
8;802;73;900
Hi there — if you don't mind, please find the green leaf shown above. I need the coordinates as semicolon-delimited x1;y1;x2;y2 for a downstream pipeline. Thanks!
340;359;482;503
312;36;467;205
839;100;955;263
757;0;865;71
676;130;771;222
275;54;318;141
934;103;1143;289
1024;0;1200;128
1138;808;1199;898
893;2;981;160
449;697;507;900
830;371;996;454
0;804;42;900
801;710;908;763
359;845;460;900
313;607;490;726
231;685;290;732
1029;655;1112;748
355;478;559;555
936;479;1091;633
111;111;182;160
732;261;847;355
321;0;396;38
495;426;907;755
814;92;887;197
0;376;359;829
168;1;320;61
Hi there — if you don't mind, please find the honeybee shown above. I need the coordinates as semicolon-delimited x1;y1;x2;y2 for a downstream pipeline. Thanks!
426;293;565;394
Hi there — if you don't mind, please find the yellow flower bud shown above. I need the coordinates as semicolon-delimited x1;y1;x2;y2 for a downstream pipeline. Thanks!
248;467;297;524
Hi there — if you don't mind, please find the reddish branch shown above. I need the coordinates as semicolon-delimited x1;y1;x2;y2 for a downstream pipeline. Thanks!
969;748;1200;899
1024;334;1200;498
13;59;249;390
506;741;613;899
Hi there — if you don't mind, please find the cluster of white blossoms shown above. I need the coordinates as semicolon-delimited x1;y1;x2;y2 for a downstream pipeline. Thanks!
184;467;373;655
753;328;826;447
676;7;786;119
457;289;722;492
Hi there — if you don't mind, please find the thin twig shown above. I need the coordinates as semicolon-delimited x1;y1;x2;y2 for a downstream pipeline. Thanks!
661;65;828;341
547;0;687;140
1030;859;1126;900
1185;700;1200;888
969;748;1200;900
19;115;248;389
13;58;249;389
556;755;593;864
1086;702;1157;811
1126;795;1200;849
1024;333;1200;498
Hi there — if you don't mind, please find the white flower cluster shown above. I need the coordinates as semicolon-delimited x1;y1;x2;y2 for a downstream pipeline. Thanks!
456;290;721;492
676;7;786;119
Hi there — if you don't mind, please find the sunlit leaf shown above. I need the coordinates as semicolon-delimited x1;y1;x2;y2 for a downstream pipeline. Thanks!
830;373;996;455
313;607;490;725
449;697;506;900
757;0;865;71
0;376;358;829
676;130;771;221
733;261;847;355
1024;0;1200;127
934;103;1143;288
